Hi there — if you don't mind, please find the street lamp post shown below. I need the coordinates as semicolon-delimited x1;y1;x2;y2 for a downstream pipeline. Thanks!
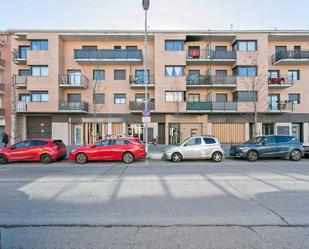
142;0;150;154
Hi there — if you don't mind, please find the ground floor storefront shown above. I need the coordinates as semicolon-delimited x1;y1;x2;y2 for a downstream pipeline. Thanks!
14;113;309;145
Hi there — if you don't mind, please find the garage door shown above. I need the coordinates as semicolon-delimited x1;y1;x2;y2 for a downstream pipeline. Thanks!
212;123;245;143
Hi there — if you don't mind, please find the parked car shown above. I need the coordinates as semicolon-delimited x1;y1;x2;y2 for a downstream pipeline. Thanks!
163;136;224;163
0;139;67;164
230;135;304;161
69;137;146;164
303;143;309;157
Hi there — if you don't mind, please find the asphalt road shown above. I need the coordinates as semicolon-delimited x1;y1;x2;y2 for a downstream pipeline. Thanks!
0;158;309;249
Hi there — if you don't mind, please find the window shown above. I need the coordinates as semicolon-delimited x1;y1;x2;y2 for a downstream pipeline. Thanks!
114;93;126;104
93;93;105;104
19;46;30;59
216;94;227;102
188;94;200;102
31;66;48;76
19;94;30;102
165;40;184;51
93;70;105;81
289;93;300;104
233;91;258;102
114;70;126;80
234;40;257;51
233;66;257;76
288;70;300;81
203;137;216;144
165;91;184;102
18;69;31;76
184;138;201;147
31;92;48;102
30;40;48;50
268;70;280;78
165;66;184;77
68;94;81;102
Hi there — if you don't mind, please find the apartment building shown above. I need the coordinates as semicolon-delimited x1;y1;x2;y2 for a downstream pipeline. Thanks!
0;33;11;141
6;30;309;145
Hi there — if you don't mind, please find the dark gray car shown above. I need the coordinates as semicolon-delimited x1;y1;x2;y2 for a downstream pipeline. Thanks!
230;135;304;162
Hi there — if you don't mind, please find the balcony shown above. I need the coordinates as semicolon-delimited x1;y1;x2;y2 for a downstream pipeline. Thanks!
268;75;293;88
187;75;237;88
74;49;143;65
272;50;309;65
268;101;293;112
59;74;89;88
0;83;4;95
186;49;236;65
59;101;89;113
129;74;155;88
15;101;27;112
187;101;237;112
129;101;155;111
14;75;27;88
12;49;27;65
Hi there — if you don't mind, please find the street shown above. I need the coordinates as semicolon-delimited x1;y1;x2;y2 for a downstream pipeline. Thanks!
0;159;309;248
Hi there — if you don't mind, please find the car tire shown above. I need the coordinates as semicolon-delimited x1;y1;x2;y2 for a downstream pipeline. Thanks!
40;154;52;164
247;150;258;162
0;154;8;164
212;151;223;162
75;153;88;164
123;152;134;164
289;149;302;161
171;152;182;163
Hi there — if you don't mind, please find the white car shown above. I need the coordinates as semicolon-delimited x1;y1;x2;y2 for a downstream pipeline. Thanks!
163;136;224;163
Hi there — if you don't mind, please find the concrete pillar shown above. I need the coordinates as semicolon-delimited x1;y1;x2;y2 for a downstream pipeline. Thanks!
108;122;112;136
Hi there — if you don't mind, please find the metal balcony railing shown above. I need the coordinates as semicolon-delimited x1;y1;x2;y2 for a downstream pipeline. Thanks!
187;101;237;111
59;101;89;112
74;49;143;61
187;75;237;86
268;101;294;112
187;49;236;60
129;74;155;85
272;50;309;64
129;101;155;111
59;74;89;88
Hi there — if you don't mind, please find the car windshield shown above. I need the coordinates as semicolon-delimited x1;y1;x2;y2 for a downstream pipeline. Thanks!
244;137;264;144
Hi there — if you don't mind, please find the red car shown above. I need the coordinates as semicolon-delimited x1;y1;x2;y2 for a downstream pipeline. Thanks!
69;137;146;164
0;139;67;164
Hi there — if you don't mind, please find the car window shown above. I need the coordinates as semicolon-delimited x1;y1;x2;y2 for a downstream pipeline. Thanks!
29;140;48;146
184;138;201;147
203;137;216;144
263;136;276;144
275;136;289;143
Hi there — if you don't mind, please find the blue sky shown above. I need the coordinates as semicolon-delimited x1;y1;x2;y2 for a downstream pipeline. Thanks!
1;0;309;30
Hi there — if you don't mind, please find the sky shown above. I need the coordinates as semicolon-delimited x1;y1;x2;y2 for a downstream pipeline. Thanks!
1;0;309;31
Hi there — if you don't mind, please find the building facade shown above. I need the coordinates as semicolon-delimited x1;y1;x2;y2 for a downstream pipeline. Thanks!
5;30;309;145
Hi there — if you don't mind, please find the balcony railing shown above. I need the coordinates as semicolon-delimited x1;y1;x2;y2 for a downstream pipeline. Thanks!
268;101;293;112
74;49;143;63
14;75;27;88
272;50;309;64
59;74;89;88
187;49;237;61
59;101;89;112
268;75;293;87
129;74;155;86
129;101;155;111
187;101;237;111
187;75;237;87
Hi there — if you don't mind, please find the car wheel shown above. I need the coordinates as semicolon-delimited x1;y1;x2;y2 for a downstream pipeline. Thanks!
75;153;88;164
123;152;134;164
289;149;302;161
247;150;258;162
40;154;52;164
0;154;8;164
212;151;223;162
171;152;182;163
